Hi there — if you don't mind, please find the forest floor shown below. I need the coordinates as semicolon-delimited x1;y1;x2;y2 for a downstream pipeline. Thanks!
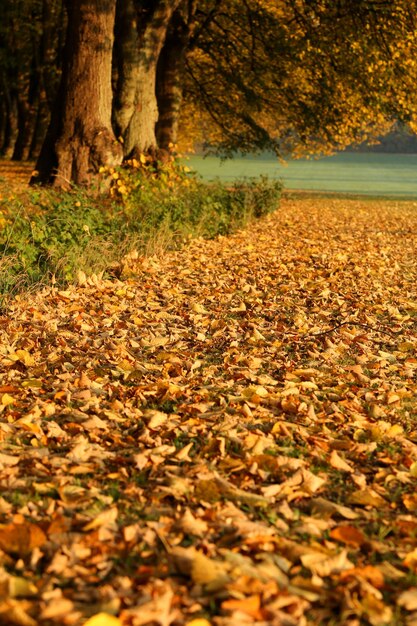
0;182;417;625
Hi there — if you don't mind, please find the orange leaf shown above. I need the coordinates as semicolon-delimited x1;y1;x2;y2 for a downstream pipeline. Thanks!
221;595;262;619
0;522;47;556
330;525;366;547
339;565;385;588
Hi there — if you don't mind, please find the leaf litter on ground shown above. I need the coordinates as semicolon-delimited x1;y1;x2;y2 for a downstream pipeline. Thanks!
0;195;416;625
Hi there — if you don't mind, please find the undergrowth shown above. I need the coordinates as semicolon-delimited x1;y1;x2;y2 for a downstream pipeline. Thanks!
0;160;282;307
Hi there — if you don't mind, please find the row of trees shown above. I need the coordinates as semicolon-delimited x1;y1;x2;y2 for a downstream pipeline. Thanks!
1;0;417;187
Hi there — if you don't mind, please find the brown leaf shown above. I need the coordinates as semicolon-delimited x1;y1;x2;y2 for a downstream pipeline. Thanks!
329;525;366;547
0;523;47;556
348;488;387;508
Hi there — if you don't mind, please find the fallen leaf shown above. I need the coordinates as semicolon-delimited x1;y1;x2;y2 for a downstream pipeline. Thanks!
0;523;47;556
329;450;354;473
221;595;263;619
329;525;366;547
301;549;354;577
83;507;118;531
397;588;417;611
84;614;122;626
348;488;387;508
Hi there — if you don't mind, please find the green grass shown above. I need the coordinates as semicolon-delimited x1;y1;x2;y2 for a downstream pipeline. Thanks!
185;152;417;198
0;163;282;307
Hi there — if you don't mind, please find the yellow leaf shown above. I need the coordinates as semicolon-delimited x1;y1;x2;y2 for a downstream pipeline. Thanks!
84;614;122;626
83;507;118;531
191;551;230;588
15;350;35;367
9;576;38;598
386;392;401;405
1;393;14;406
371;420;403;440
192;302;207;314
398;342;415;352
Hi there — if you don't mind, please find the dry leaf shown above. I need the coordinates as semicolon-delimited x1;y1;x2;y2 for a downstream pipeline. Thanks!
311;497;359;520
329;525;366;547
178;510;208;537
0;523;47;556
329;450;354;473
191;551;230;588
0;599;37;626
221;595;263;619
145;410;168;430
83;614;122;626
301;549;354;577
348;489;387;508
397;588;417;611
83;507;118;531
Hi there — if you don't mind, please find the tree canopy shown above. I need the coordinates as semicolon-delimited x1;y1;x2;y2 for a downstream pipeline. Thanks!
0;0;416;185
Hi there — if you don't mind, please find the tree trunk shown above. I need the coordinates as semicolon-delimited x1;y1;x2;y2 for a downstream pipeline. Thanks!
27;0;66;161
32;0;122;187
0;81;18;158
12;58;40;161
113;0;182;160
28;99;49;161
155;3;196;150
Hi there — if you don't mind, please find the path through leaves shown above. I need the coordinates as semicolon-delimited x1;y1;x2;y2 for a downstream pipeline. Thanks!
0;197;416;625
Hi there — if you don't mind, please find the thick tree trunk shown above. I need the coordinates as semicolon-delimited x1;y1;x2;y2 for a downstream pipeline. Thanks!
156;4;196;150
32;0;122;187
113;0;181;160
27;0;65;162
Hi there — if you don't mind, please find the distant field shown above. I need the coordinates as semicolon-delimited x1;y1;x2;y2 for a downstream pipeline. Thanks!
185;152;417;198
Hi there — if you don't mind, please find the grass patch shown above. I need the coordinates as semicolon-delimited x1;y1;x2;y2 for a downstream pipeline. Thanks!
0;163;282;305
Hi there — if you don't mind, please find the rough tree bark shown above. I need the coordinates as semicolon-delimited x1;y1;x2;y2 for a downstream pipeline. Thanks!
155;3;197;150
31;0;122;187
113;0;182;160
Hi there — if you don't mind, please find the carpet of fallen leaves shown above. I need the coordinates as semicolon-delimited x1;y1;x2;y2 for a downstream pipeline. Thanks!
0;161;33;191
0;196;417;626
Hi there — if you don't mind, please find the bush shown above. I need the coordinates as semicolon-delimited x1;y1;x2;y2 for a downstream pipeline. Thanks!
116;160;282;239
0;162;282;302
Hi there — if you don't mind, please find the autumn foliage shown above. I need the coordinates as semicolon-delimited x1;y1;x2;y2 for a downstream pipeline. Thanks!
0;194;416;624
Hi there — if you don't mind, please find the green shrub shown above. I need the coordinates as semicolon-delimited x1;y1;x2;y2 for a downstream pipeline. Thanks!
119;164;282;239
0;190;127;283
0;163;282;302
